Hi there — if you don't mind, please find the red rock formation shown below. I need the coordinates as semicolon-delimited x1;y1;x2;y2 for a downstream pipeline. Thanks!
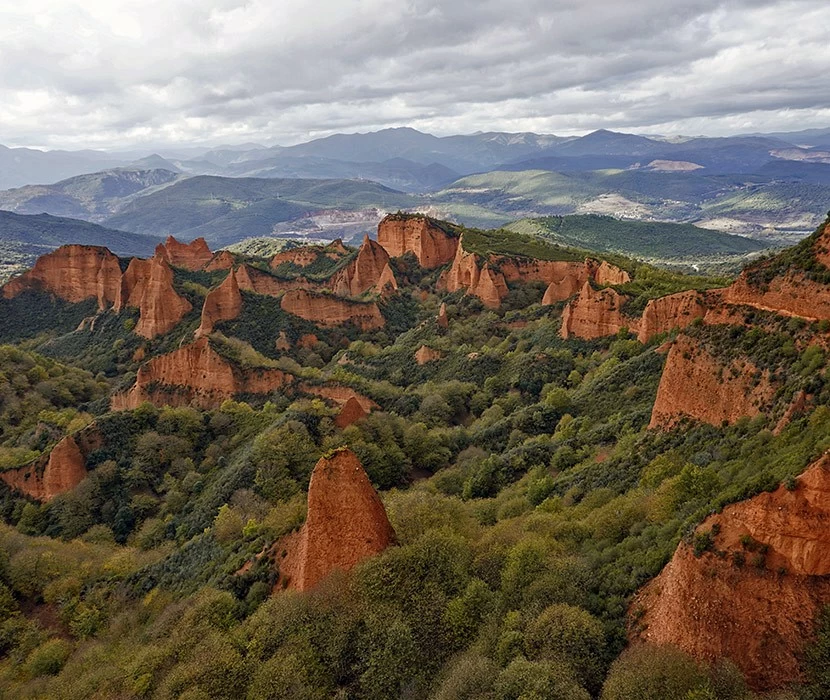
155;236;213;271
594;260;631;286
437;302;449;329
115;257;152;311
330;236;394;296
275;331;291;351
281;290;384;330
774;390;811;435
111;338;292;409
236;264;307;297
334;397;368;429
415;345;443;365
0;430;101;502
377;214;458;268
637;290;707;344
300;384;378;412
649;335;775;429
278;448;396;591
134;256;192;339
632;456;830;690
560;282;634;339
376;263;398;295
441;245;509;308
722;271;830;321
203;250;235;271
3;245;123;309
196;269;243;337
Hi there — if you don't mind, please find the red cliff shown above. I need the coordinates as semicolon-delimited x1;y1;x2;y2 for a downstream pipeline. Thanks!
415;345;443;365
334;397;368;429
111;337;292;409
3;245;123;310
155;236;213;271
594;260;631;286
722;271;830;321
330;236;395;296
196;269;243;337
637;290;707;344
632;456;830;690
440;245;509;308
281;289;385;330
437;302;449;329
278;448;396;591
236;264;307;297
377;214;458;268
649;335;776;429
0;429;102;502
560;282;634;339
133;256;193;339
203;250;235;271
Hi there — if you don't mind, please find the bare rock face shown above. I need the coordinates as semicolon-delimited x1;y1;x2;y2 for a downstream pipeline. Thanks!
649;335;775;429
637;290;707;344
134;256;193;339
236;264;307;297
441;245;509;308
196;269;243;337
203;250;235;271
377;214;458;268
723;271;830;321
334;397;368;429
279;448;396;591
632;456;830;691
330;236;394;296
415;345;443;365
594;260;631;286
281;289;385;330
115;257;152;311
300;384;377;412
376;262;398;295
560;282;634;339
0;429;101;502
111;337;292;409
155;236;213;271
3;245;123;309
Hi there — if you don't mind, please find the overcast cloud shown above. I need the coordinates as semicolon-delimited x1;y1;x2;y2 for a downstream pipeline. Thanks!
1;0;829;149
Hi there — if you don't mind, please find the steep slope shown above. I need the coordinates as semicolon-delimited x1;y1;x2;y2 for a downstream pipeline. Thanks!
196;269;243;337
633;456;830;690
377;213;459;268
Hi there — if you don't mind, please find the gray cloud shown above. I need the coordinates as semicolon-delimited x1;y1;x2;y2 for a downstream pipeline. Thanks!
0;0;828;149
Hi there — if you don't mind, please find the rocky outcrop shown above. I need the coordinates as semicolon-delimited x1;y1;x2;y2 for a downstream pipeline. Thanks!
330;236;395;296
415;345;443;364
203;251;235;271
196;269;243;337
3;245;123;309
334;397;368;429
133;256;192;339
649;335;776;429
281;290;384;330
637;290;707;344
270;240;351;271
440;245;509;308
111;338;292;409
594;260;631;286
437;302;449;329
278;448;396;591
300;384;377;412
632;456;830;690
0;428;102;502
560;282;634;339
377;214;458;268
722;271;830;321
236;264;307;297
155;236;213;271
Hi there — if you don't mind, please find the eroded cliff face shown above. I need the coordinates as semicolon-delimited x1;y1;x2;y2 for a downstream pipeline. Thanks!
133;256;193;339
723;272;830;321
440;245;509;308
236;264;308;297
649;335;775;429
270;240;351;271
637;291;707;344
2;245;123;309
633;456;830;690
334;397;368;429
594;260;632;286
111;337;292;409
196;269;243;337
155;236;213;271
330;236;395;297
377;215;458;268
278;448;396;591
415;345;443;364
299;384;377;412
0;428;102;502
560;282;634;339
281;289;385;330
203;251;235;272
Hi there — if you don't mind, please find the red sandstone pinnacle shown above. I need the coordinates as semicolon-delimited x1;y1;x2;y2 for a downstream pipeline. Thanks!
377;214;458;268
632;455;830;691
437;302;449;329
334;396;368;429
196;268;243;337
330;236;395;296
560;281;634;339
415;345;443;365
203;250;235;271
155;236;213;271
134;255;193;339
280;448;396;591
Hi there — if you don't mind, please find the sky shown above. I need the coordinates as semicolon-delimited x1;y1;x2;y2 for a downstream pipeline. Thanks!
2;0;830;150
